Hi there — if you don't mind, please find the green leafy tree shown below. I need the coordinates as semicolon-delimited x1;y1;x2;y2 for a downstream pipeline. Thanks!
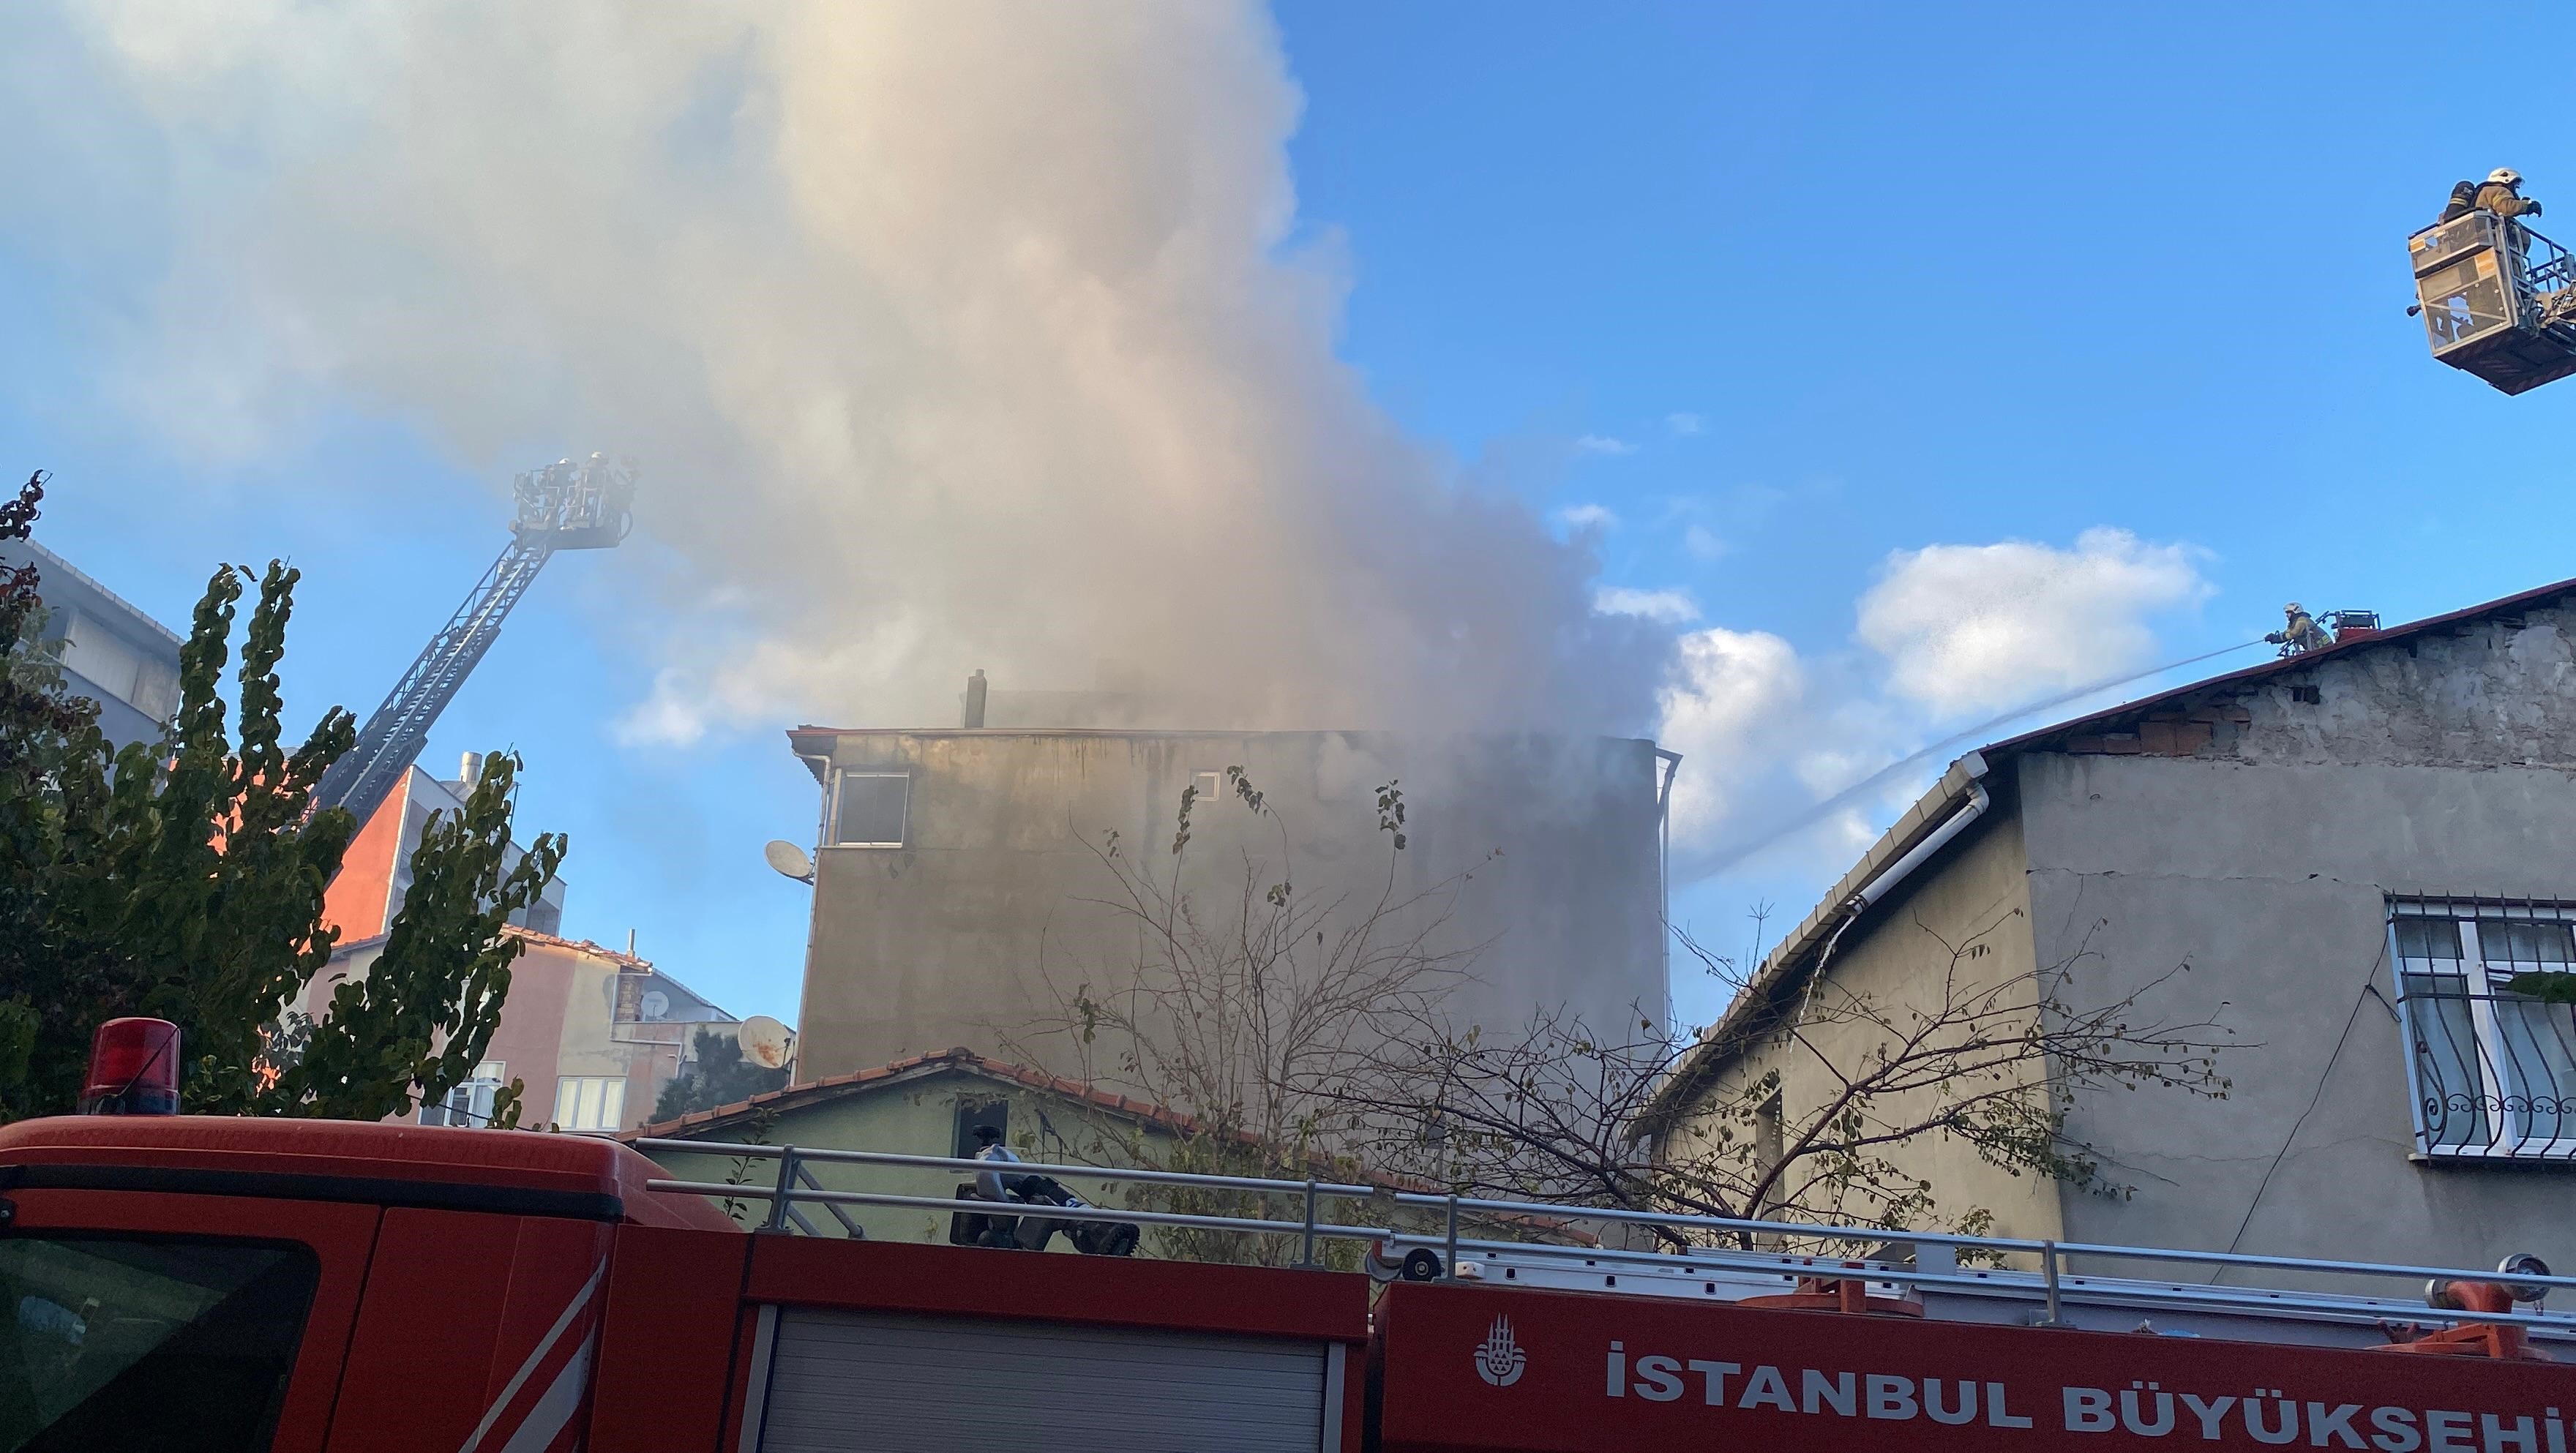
2506;971;2576;1005
653;1026;790;1122
0;470;564;1124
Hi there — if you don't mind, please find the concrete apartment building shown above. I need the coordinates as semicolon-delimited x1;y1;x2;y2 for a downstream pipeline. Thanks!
1644;580;2576;1281
413;928;738;1132
312;756;738;1130
785;691;1677;1082
0;537;183;751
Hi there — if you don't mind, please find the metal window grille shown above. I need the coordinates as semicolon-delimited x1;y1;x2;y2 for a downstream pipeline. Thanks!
2389;897;2576;1160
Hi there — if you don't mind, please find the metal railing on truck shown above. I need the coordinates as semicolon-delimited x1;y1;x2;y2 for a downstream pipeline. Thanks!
632;1138;2576;1348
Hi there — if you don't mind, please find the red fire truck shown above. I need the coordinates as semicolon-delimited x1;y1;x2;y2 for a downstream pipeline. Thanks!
4;1025;2574;1453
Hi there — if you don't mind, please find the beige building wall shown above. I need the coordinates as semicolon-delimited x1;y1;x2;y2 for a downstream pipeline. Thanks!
791;729;1669;1082
1659;806;2063;1246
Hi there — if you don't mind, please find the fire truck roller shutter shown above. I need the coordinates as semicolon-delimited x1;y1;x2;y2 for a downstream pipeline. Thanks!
755;1306;1338;1452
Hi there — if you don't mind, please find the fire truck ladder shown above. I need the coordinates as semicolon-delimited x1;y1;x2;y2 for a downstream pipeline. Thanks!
310;456;635;827
634;1138;2576;1353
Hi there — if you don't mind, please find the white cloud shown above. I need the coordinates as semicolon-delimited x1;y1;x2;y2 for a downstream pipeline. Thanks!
1665;412;1703;436
1658;628;1851;856
1653;526;2216;885
1682;524;1729;561
1575;434;1636;457
1556;503;1617;530
1857;528;2211;717
1593;586;1699;624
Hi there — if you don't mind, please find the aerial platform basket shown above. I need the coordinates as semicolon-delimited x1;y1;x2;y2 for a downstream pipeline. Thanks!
2411;211;2576;394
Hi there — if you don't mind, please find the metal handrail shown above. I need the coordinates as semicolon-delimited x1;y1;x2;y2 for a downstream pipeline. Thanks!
1398;1191;2576;1296
644;1177;1398;1242
1376;1231;2576;1334
633;1137;2576;1332
631;1139;1381;1198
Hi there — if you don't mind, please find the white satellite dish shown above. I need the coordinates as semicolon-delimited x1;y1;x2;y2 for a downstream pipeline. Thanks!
639;990;670;1022
764;839;816;884
738;1015;795;1071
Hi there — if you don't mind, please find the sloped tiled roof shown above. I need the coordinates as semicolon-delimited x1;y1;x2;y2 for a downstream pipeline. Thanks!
501;925;654;970
621;1046;1241;1145
618;1045;1593;1240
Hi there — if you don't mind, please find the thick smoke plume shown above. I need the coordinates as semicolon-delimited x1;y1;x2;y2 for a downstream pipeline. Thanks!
10;3;1667;738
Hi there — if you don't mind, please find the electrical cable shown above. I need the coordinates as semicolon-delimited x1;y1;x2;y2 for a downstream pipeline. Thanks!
2212;938;2392;1280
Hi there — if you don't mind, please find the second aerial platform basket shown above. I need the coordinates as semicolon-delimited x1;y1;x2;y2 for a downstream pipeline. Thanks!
2410;211;2576;395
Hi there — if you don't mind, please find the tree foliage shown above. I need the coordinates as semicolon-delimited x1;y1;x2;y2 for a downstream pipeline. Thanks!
2505;970;2576;1005
652;1026;790;1122
0;470;564;1124
1016;763;2237;1260
1331;910;2235;1250
1008;770;1491;1266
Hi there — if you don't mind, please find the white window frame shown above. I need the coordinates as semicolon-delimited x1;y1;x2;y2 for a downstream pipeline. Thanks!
831;770;910;849
2389;898;2576;1162
553;1075;628;1133
1192;771;1225;806
422;1060;506;1128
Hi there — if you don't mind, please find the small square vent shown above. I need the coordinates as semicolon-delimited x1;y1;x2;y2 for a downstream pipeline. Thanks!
2289;685;2322;705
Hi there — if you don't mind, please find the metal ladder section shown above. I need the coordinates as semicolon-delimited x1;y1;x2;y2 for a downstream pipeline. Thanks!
309;536;553;825
633;1139;2576;1351
310;457;632;828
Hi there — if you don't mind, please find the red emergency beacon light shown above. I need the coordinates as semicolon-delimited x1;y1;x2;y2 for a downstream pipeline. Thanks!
79;1015;180;1115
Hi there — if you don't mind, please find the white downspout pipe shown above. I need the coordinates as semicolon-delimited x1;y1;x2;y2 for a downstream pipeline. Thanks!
1811;753;1993;977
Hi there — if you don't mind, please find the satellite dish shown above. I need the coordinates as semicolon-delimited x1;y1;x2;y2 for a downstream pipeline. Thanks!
639;990;670;1022
764;839;816;884
738;1015;795;1071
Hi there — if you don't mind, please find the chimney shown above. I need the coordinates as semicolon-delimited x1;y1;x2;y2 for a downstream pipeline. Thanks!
962;669;989;729
459;751;484;789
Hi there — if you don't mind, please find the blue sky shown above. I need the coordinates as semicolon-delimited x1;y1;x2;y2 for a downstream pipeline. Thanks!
2;4;2569;1031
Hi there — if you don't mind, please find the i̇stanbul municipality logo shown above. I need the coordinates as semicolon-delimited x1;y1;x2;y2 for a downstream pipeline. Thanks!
1473;1316;1527;1388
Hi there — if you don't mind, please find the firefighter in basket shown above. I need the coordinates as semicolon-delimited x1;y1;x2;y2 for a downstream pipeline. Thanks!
2475;168;2543;220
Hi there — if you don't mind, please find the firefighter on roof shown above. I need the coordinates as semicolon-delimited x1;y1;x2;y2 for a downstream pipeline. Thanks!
2475;168;2543;219
2266;603;2330;656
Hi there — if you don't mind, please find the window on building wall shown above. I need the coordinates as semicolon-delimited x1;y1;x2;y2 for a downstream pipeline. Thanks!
2390;899;2576;1159
1193;770;1224;806
833;771;910;847
554;1076;628;1133
952;1098;1009;1158
421;1061;506;1127
59;612;147;707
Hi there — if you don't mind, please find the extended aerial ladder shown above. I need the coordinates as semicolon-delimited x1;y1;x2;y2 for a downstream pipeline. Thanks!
308;454;634;827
